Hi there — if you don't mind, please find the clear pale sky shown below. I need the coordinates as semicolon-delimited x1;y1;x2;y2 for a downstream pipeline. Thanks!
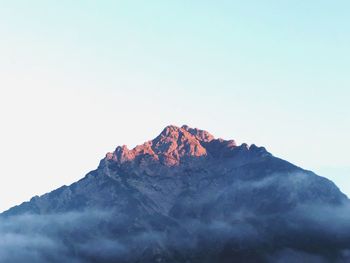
0;1;349;212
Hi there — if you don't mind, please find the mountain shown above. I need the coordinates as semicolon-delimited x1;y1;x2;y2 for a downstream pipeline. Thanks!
2;125;350;263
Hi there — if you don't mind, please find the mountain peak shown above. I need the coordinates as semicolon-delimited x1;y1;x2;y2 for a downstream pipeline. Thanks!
151;125;208;165
181;124;215;142
105;125;260;169
158;124;215;142
107;125;218;167
159;124;182;137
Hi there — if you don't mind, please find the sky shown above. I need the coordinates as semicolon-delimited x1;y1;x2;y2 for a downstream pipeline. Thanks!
0;0;349;212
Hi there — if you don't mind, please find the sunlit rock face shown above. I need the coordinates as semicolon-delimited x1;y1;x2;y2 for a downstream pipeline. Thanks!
2;125;350;263
111;125;211;167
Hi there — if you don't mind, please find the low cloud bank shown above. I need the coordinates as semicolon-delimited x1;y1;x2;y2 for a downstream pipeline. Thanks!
1;171;349;262
0;203;350;262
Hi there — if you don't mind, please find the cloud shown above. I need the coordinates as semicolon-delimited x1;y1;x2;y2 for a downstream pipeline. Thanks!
0;171;349;262
267;249;329;263
0;204;350;263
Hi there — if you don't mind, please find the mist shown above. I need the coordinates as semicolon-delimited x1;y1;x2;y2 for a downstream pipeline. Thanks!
1;198;350;262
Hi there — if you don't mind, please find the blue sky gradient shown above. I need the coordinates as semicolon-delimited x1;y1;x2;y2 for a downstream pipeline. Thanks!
0;1;349;211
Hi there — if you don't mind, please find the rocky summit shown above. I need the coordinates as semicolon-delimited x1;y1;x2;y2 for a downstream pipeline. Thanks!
107;125;219;166
2;125;350;263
